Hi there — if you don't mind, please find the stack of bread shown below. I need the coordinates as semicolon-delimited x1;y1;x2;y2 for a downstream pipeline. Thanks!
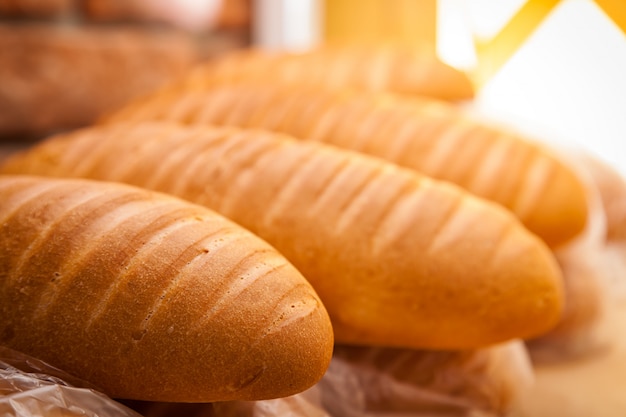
1;44;622;416
0;0;251;140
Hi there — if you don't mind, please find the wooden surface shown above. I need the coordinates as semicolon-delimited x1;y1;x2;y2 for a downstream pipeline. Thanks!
512;295;626;417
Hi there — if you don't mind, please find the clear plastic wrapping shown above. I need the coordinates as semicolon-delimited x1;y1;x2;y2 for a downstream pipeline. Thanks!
1;341;532;417
526;236;613;362
0;346;142;417
319;343;532;417
526;146;623;363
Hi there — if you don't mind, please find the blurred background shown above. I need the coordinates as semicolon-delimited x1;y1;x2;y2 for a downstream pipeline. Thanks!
1;0;625;174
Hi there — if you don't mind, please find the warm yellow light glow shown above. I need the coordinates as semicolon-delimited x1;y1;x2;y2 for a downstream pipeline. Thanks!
438;0;626;86
595;0;626;34
436;0;477;70
324;0;436;48
471;0;561;87
472;0;626;174
466;0;528;41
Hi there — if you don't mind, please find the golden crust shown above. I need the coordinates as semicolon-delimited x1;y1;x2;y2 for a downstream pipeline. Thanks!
0;175;333;402
190;46;475;101
2;123;565;349
105;83;589;248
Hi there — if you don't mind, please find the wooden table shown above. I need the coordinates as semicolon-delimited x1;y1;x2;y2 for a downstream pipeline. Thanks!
512;296;626;417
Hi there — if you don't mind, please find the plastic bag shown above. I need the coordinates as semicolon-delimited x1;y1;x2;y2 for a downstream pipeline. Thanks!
319;342;531;417
1;341;532;417
122;341;532;417
526;148;624;363
526;236;612;362
0;346;141;417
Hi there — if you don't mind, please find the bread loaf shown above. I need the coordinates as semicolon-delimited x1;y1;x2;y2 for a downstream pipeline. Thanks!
0;0;71;17
178;45;474;101
523;152;626;360
82;0;251;30
527;240;609;361
124;341;532;417
104;83;588;248
0;23;197;137
0;175;334;402
1;122;564;349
